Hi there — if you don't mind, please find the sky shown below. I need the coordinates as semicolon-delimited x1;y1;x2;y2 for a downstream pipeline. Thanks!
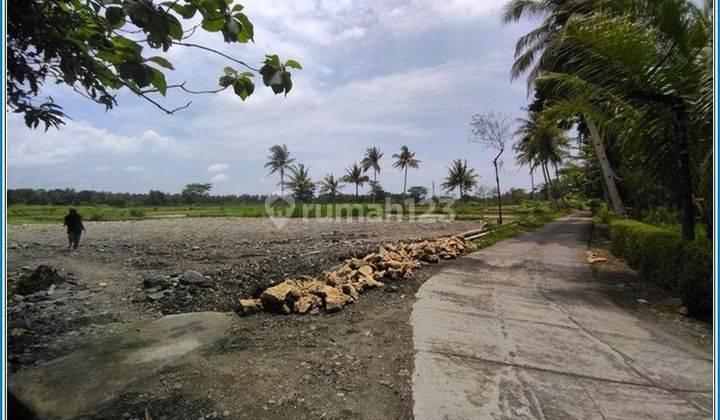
8;0;539;196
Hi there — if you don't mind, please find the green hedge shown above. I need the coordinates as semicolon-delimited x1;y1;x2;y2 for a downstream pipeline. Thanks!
609;220;712;319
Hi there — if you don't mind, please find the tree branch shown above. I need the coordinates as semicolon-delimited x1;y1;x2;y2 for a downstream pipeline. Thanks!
172;41;259;72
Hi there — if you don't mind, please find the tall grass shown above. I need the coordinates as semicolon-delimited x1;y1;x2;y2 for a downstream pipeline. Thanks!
8;202;556;224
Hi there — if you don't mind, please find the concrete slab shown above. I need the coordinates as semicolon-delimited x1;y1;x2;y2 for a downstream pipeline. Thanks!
10;312;236;419
412;213;711;419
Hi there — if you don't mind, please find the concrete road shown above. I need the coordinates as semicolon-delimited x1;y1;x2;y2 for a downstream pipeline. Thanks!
411;213;712;419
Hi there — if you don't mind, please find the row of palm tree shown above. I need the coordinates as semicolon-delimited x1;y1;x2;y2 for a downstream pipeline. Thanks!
504;0;712;240
264;144;422;203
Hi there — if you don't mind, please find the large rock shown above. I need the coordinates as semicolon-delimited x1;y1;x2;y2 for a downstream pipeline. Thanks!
293;294;322;314
261;280;299;305
179;270;205;285
9;312;235;419
323;286;349;312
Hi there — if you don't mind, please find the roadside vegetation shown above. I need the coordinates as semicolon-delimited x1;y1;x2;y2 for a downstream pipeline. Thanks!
472;211;570;250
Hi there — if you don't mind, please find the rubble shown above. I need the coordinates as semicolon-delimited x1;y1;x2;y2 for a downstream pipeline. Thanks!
246;235;477;315
586;251;607;263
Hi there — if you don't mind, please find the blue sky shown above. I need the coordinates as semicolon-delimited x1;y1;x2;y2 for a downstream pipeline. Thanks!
8;0;539;196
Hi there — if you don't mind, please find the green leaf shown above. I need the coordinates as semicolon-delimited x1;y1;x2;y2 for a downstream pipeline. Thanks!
285;59;302;70
167;15;184;40
235;13;254;42
223;67;237;76
164;2;197;18
105;7;125;29
231;3;244;12
147;56;174;70
133;64;154;88
151;68;168;95
218;75;235;87
264;54;280;66
202;16;225;32
282;72;292;95
111;36;143;56
232;77;254;100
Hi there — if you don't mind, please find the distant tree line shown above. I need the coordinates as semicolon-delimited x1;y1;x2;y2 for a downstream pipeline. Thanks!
7;187;268;207
8;185;540;208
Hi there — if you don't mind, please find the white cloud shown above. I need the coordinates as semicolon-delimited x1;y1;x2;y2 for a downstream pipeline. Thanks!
207;163;230;173
123;165;146;174
210;173;229;183
8;118;189;168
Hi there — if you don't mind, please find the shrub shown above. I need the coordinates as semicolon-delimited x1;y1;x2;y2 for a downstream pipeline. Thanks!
609;220;712;319
594;202;616;224
87;210;105;221
129;207;145;218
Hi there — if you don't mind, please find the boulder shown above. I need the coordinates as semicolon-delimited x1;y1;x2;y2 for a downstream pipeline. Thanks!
261;280;298;305
180;270;205;285
341;284;359;300
293;294;321;314
323;287;349;312
357;265;374;277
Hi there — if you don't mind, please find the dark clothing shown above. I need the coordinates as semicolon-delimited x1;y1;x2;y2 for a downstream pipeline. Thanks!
63;211;84;249
63;213;84;233
68;231;82;250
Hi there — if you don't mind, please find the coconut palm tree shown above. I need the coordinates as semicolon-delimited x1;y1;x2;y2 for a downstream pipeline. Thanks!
264;144;295;197
513;112;571;211
535;1;711;239
319;174;344;204
341;163;369;198
392;145;420;202
507;0;712;239
285;163;315;204
361;147;383;203
442;159;478;200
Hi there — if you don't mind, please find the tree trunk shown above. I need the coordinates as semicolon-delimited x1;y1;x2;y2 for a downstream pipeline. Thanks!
529;165;536;203
673;104;695;240
585;117;627;218
280;167;284;198
372;170;377;204
402;167;408;203
355;184;359;198
542;162;559;211
493;158;503;225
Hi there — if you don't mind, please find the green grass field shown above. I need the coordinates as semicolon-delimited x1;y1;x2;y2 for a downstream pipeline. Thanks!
7;202;552;225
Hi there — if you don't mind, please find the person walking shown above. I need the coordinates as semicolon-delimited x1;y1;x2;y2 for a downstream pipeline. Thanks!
63;209;85;250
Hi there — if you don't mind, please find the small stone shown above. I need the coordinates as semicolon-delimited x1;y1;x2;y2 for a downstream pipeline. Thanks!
677;306;688;316
10;328;29;338
309;308;320;315
222;411;230;417
238;299;263;314
147;291;165;302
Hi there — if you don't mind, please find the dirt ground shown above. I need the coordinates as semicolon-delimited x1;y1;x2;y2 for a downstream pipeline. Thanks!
7;217;482;419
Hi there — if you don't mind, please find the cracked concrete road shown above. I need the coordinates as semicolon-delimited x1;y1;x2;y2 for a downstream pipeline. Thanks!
411;213;712;419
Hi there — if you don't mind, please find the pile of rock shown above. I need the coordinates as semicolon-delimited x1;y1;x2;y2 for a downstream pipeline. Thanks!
143;270;215;302
239;235;476;315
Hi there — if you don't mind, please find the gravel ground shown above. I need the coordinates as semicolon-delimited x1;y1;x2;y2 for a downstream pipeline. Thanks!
8;217;482;418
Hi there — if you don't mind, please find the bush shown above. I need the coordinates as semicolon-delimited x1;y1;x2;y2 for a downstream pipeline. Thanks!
128;207;145;218
609;220;712;319
594;202;616;224
87;210;105;221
